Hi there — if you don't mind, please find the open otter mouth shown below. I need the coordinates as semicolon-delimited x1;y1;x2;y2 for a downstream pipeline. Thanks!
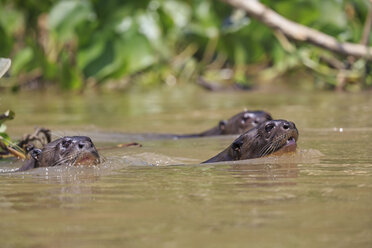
278;136;297;153
75;153;100;166
269;136;297;157
286;137;296;146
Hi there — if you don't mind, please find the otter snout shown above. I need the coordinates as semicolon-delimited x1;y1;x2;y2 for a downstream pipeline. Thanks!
281;121;296;131
65;136;100;166
77;139;93;150
74;137;100;158
282;121;298;142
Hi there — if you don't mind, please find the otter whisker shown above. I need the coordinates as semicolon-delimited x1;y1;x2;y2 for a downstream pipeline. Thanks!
260;143;278;157
50;154;77;167
53;155;80;167
258;138;276;156
260;133;294;157
17;136;101;171
203;119;299;163
258;133;288;157
260;145;273;157
48;148;85;166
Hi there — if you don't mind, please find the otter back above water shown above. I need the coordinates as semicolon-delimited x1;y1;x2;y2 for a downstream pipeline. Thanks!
176;110;272;138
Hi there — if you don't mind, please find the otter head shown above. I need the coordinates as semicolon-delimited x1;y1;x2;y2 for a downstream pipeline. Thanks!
219;110;272;135
231;119;298;160
203;119;298;163
20;136;100;171
44;136;100;167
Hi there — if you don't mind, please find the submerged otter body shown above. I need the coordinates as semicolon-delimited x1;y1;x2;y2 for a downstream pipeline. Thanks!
203;119;298;163
178;110;272;138
18;136;100;171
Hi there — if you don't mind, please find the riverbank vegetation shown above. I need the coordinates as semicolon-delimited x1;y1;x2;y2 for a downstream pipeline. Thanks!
0;0;371;91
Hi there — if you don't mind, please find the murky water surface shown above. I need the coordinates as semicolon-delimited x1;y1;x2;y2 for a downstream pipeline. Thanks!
0;87;372;247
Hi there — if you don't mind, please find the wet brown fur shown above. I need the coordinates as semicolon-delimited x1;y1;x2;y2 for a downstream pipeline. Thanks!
203;120;298;163
18;136;100;171
178;110;272;138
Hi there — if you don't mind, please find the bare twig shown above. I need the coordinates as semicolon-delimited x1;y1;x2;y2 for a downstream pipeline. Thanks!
196;77;251;91
319;55;346;70
0;139;26;159
361;1;372;46
0;128;51;160
6;146;26;159
98;142;142;151
222;0;372;59
17;128;51;149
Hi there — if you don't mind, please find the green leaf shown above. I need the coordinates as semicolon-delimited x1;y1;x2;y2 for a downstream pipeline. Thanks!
78;38;106;77
49;0;95;41
0;110;15;124
162;0;191;28
120;34;156;74
0;124;7;133
0;132;11;141
60;53;83;90
11;47;33;75
82;40;116;80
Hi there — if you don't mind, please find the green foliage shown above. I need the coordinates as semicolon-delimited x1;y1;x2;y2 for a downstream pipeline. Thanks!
0;0;371;90
0;110;15;143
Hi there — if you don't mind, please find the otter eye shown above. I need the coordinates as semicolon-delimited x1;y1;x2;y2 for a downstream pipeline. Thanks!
265;123;275;132
242;116;250;122
242;114;252;123
61;139;72;148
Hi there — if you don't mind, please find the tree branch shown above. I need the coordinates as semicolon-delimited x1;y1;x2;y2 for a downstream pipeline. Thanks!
222;0;372;60
361;0;372;46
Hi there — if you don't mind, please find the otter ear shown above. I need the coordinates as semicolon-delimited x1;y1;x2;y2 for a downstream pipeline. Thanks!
18;150;41;171
30;148;42;161
219;120;227;130
231;137;243;160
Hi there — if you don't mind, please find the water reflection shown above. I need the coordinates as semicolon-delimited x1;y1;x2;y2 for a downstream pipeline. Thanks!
227;163;299;187
1;167;101;210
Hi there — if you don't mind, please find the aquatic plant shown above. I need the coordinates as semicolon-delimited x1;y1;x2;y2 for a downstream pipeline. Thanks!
0;110;20;158
0;0;371;91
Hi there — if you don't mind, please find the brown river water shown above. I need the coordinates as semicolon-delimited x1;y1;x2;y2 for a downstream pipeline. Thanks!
0;86;371;248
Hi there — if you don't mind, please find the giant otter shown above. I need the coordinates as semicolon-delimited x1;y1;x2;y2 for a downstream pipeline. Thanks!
18;136;100;171
203;119;298;163
178;110;272;138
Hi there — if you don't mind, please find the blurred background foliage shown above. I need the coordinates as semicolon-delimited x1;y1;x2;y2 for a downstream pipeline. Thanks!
0;0;371;91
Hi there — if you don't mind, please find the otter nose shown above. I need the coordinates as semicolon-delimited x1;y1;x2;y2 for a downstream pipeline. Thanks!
281;121;296;130
291;121;296;129
77;141;91;149
282;122;290;130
